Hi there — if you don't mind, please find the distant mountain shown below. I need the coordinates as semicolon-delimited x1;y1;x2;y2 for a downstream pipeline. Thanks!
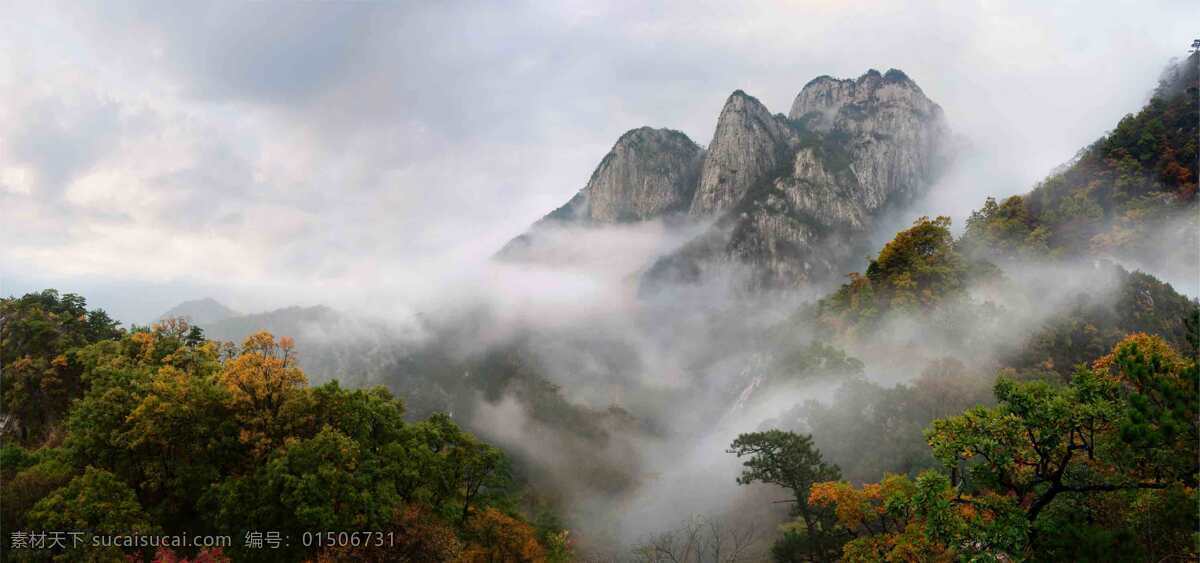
159;297;239;326
502;69;948;290
161;302;408;386
198;304;336;342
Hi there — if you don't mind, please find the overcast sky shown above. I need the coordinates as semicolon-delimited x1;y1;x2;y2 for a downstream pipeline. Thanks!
2;1;1195;322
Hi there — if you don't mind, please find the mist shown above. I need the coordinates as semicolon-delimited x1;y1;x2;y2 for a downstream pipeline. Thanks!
2;2;1197;560
3;2;1197;322
360;208;1191;555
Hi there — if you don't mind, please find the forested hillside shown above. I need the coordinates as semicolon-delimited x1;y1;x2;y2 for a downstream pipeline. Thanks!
738;216;1198;561
1;291;572;562
960;51;1198;278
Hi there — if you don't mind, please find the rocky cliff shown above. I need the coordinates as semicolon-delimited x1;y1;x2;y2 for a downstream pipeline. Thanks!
689;91;799;216
498;127;703;259
504;69;948;289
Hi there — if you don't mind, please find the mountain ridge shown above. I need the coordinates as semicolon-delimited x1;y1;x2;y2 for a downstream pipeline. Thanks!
158;297;239;326
503;68;949;290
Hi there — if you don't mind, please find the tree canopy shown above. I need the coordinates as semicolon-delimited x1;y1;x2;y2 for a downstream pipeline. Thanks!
0;294;570;562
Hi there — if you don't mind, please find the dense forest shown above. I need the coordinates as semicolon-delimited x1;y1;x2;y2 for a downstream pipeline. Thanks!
0;291;572;562
1;48;1197;563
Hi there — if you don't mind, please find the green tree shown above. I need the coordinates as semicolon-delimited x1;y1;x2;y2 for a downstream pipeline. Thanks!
0;448;75;538
961;195;1048;260
0;290;121;442
121;364;240;534
925;333;1197;557
26;467;156;562
728;430;841;561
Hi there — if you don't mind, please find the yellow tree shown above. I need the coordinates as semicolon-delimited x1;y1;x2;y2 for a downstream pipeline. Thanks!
217;332;306;458
809;472;1022;562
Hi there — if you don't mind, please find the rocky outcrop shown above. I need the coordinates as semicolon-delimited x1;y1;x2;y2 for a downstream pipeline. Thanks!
788;69;946;213
650;69;947;289
498;127;702;260
506;69;949;290
541;127;703;224
689;91;798;216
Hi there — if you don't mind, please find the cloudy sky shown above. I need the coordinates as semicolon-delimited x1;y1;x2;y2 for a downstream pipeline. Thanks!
2;1;1195;322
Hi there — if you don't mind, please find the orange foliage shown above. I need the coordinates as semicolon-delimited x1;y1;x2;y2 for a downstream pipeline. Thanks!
460;508;546;563
1092;332;1188;377
217;331;307;456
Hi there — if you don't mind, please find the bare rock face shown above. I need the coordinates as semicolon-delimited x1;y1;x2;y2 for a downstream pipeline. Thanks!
543;127;703;224
787;69;946;215
689;91;798;216
649;69;948;289
498;127;702;260
505;69;949;290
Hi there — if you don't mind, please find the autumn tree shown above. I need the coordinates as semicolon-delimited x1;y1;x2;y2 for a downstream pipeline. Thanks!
460;507;547;563
818;216;993;334
315;504;464;563
803;335;1198;561
808;471;1026;562
53;320;237;539
218;331;306;458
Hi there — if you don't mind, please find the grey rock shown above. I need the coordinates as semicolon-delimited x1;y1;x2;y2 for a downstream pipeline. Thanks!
544;127;703;225
689;91;798;216
652;69;948;289
788;69;946;213
507;68;949;291
499;127;702;259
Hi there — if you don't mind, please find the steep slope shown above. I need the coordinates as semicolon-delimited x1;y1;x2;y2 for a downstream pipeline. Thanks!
553;127;703;223
688;90;800;216
960;51;1198;291
499;127;702;259
650;69;948;289
787;69;946;215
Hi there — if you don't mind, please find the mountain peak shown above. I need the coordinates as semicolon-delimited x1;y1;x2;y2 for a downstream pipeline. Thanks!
689;90;797;216
651;69;949;289
789;68;941;124
159;297;239;326
553;126;702;224
507;68;949;289
496;126;704;258
883;68;911;83
723;89;770;112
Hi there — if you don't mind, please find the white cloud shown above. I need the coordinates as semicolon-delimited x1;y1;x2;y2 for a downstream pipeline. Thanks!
1;0;1195;321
